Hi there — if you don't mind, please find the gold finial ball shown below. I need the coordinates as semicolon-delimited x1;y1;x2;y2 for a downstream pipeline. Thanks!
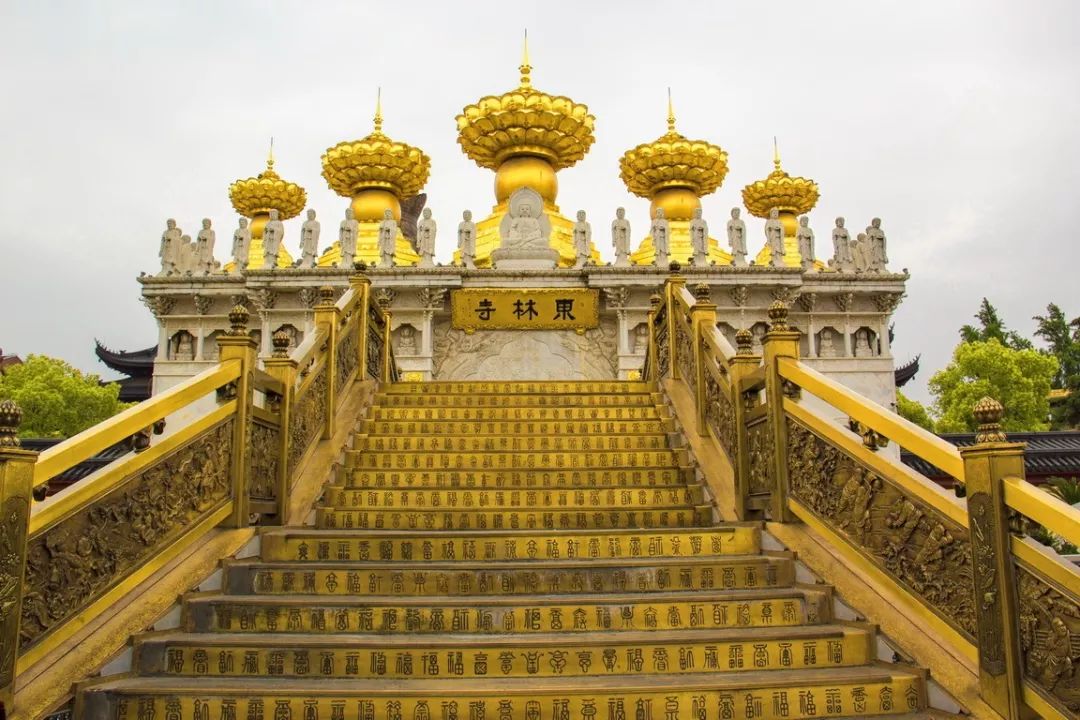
693;283;711;302
376;294;392;311
973;396;1008;443
271;330;292;357
735;328;754;355
0;399;23;448
668;260;682;276
353;260;368;273
228;304;250;335
318;286;335;306
767;300;789;330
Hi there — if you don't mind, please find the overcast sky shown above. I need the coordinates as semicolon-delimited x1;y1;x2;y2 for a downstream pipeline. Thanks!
1;1;1078;404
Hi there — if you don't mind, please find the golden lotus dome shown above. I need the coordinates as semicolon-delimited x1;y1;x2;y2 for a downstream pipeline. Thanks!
743;142;821;267
227;146;305;269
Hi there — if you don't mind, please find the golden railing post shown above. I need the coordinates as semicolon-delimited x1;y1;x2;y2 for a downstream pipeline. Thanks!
216;305;259;528
728;329;760;520
350;266;372;380
0;401;35;716
761;301;800;522
959;398;1035;720
377;294;394;383
313;286;339;440
690;284;716;436
645;294;661;381
264;332;297;519
665;262;685;381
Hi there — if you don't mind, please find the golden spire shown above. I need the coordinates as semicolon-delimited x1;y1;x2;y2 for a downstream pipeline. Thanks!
773;136;781;171
667;88;676;133
741;140;819;219
373;87;383;134
519;30;532;89
267;136;275;170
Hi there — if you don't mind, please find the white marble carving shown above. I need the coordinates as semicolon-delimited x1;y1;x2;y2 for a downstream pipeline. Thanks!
263;209;284;270
689;208;709;266
866;217;888;272
727;208;747;267
417;208;437;267
651;209;670;268
231;218;251;272
766;208;785;268
573;210;591;268
378;209;397;268
494;188;557;269
831;217;854;273
196;218;217;275
796;216;815;272
458;210;477;269
611;208;631;267
299;209;320;269
339;208;358;269
159;219;182;276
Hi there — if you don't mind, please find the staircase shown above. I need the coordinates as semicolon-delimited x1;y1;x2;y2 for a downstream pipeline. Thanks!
78;380;931;719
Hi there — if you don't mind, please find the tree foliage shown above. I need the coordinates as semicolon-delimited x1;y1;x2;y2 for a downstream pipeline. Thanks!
0;355;131;438
896;391;935;432
1033;303;1080;429
960;298;1033;350
929;339;1057;433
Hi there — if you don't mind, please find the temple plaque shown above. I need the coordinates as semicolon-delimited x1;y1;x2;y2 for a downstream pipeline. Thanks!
451;289;599;331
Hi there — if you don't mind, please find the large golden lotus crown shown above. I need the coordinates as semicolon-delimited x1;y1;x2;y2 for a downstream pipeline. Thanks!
741;150;820;218
321;100;431;199
456;49;595;171
228;159;307;220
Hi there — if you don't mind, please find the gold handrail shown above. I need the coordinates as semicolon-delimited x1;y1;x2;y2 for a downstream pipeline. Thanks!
288;328;327;377
777;356;965;482
33;360;241;487
702;324;736;365
674;284;696;316
1004;475;1080;549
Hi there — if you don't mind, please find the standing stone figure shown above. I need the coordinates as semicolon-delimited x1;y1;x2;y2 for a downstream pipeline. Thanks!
378;209;397;268
458;210;477;269
865;217;888;271
651;208;670;268
573;210;591;268
176;234;196;274
416;208;437;267
338;208;358;269
231;218;251;272
831;217;854;272
726;208;747;267
689;208;709;266
196;218;216;274
796;216;815;272
852;233;872;273
159;218;182;275
765;208;785;268
299;209;320;268
611;207;631;267
263;209;284;270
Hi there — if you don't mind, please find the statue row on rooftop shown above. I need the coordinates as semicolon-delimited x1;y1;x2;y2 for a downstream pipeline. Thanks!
157;207;889;275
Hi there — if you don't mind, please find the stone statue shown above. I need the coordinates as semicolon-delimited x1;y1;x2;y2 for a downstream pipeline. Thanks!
416;208;437;267
573;210;591;268
765;208;785;268
818;328;838;358
611;208;631;267
299;209;320;268
831;217;854;272
231;218;251;272
726;208;747;267
398;325;416;355
796;216;815;272
196;218;216;275
263;209;284;269
651;208;670;268
339;208;358;269
689;208;709;266
458;210;476;269
159;219;182;275
633;323;649;354
495;188;556;269
751;324;766;354
378;209;397;268
506;203;543;250
854;328;874;357
866;217;888;272
852;233;872;273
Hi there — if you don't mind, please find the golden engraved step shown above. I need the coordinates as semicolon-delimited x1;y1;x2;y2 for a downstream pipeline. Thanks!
374;393;660;408
344;450;686;471
314;506;713;531
322;485;706;510
80;665;929;719
371;406;665;421
358;419;676;436
134;625;876;680
185;588;832;634
383;381;656;394
352;434;672;452
260;527;759;563
225;555;796;597
343;467;693;490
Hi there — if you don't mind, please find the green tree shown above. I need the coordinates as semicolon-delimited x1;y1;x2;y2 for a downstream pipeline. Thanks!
1033;303;1080;388
929;339;1057;433
895;391;935;432
0;355;131;438
960;298;1033;350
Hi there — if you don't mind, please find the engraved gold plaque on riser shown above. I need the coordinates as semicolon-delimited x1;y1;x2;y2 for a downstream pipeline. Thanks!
76;381;928;717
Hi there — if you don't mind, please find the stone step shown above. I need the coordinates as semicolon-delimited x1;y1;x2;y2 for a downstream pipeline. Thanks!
358;419;676;436
321;485;706;510
370;406;666;421
313;506;713;531
374;393;661;408
344;449;687;471
383;381;656;395
224;554;796;597
78;665;929;719
341;467;693;489
351;434;673;453
260;527;761;563
184;588;833;634
132;625;877;680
